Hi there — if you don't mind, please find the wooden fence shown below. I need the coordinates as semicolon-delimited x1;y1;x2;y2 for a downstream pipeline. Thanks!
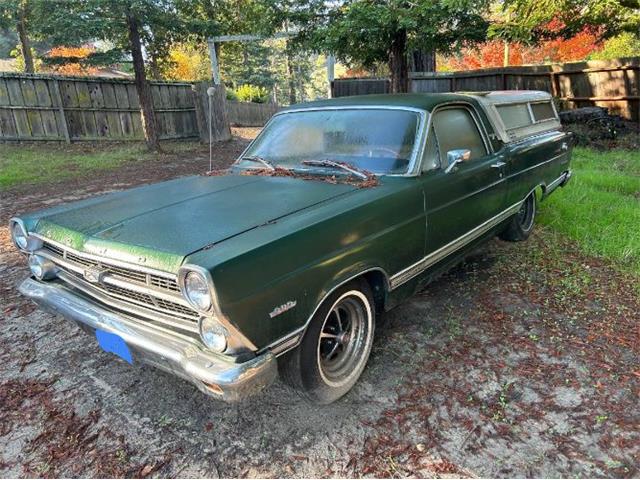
331;57;640;121
0;73;201;142
227;101;281;127
0;74;281;143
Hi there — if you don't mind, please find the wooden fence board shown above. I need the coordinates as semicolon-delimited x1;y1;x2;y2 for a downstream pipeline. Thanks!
0;73;231;142
332;57;640;121
226;100;280;127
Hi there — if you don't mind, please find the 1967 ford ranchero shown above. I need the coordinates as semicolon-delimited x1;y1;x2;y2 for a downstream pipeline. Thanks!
12;91;573;404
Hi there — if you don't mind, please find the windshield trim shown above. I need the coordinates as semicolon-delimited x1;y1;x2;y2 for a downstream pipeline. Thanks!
234;105;429;177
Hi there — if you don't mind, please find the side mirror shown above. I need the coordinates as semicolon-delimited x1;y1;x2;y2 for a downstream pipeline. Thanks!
444;149;471;174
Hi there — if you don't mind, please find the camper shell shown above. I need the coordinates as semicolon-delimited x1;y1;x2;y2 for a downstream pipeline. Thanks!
462;91;561;143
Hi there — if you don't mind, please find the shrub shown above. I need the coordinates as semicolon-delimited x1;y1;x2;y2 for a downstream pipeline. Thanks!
226;88;239;101
234;84;269;103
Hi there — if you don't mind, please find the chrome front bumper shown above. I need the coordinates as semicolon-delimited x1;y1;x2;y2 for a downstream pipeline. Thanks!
19;277;277;402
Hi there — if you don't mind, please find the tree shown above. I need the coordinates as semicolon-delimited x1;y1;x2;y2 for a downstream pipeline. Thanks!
44;46;100;75
159;42;211;81
290;0;490;93
36;0;184;151
441;25;602;70
590;31;640;60
493;0;639;45
0;0;43;73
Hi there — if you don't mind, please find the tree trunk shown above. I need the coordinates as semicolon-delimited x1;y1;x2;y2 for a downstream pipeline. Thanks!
16;1;34;74
148;51;162;80
503;41;510;67
285;44;296;104
410;49;436;73
127;12;160;152
388;30;409;93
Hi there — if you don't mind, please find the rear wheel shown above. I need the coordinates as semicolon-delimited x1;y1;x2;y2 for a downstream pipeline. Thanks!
499;192;536;242
279;279;375;404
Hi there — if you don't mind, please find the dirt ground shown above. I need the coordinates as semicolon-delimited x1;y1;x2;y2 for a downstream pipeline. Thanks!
1;129;638;478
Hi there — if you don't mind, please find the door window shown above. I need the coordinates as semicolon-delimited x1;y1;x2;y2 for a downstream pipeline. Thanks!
432;108;488;161
422;126;440;172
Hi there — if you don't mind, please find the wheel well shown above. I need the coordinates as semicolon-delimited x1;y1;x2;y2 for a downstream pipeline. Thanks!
361;270;388;314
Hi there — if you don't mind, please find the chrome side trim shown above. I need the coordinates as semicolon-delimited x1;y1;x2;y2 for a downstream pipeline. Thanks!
259;267;390;356
391;169;570;291
544;171;567;195
262;171;570;355
511;151;568;177
388;200;523;290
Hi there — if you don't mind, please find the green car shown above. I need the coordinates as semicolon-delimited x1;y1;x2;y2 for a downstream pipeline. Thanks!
12;92;572;404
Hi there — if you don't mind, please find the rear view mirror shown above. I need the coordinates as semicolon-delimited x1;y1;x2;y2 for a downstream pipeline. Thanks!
444;149;471;174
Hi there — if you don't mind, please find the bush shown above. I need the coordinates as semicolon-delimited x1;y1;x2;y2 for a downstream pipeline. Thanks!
234;84;269;103
226;88;239;101
590;32;640;61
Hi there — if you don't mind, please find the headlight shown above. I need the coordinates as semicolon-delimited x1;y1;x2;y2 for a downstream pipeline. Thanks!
184;271;212;311
199;317;228;352
28;255;58;280
11;221;28;250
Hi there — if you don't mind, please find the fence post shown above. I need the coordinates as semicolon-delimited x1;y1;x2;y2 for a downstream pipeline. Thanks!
52;78;70;143
192;82;209;143
192;81;231;143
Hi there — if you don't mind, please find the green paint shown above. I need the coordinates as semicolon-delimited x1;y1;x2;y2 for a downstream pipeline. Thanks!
14;94;574;350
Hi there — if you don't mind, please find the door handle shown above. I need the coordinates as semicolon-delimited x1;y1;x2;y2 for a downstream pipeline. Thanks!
491;161;506;168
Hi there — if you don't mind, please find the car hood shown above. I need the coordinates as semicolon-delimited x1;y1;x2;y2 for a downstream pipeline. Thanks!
32;174;360;272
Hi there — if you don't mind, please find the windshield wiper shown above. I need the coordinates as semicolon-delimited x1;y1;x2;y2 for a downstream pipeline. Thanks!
301;160;368;180
241;155;275;171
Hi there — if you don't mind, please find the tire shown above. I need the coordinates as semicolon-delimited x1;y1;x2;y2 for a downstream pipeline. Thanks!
499;191;536;242
279;279;375;404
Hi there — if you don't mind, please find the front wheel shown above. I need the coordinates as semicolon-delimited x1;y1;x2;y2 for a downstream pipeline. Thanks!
499;192;536;242
279;279;375;404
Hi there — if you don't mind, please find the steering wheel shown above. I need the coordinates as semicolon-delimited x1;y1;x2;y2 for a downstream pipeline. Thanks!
367;147;398;158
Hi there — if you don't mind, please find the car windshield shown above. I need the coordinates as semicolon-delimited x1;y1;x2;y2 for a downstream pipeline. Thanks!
238;108;420;175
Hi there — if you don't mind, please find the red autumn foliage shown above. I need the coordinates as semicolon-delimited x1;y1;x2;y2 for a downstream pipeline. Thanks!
46;46;99;75
441;21;603;71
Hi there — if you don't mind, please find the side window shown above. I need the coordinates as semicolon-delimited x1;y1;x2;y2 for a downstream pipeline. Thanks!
422;126;440;172
432;108;488;161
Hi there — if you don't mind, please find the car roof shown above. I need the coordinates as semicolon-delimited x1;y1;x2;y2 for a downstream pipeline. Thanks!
283;93;480;112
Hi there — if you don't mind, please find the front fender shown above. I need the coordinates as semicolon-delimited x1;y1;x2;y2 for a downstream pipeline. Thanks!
186;179;425;350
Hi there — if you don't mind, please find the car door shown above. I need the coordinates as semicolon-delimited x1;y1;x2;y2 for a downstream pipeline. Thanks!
420;104;508;256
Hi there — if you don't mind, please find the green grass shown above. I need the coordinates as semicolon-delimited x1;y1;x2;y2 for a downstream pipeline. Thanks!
0;144;151;188
538;147;640;275
0;141;203;189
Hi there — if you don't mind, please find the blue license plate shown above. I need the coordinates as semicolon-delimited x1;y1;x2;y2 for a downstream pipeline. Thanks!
95;329;133;364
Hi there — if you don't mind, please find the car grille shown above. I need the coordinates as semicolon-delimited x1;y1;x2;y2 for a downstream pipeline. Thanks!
44;242;178;290
40;240;199;325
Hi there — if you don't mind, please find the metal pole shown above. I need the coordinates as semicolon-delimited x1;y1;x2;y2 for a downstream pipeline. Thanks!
207;87;215;172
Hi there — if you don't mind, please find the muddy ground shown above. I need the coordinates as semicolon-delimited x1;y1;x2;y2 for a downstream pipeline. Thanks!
1;129;638;478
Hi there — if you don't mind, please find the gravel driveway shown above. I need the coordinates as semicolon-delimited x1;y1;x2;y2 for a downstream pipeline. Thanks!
1;132;638;478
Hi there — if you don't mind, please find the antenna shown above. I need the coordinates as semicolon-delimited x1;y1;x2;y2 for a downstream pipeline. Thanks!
207;86;216;172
